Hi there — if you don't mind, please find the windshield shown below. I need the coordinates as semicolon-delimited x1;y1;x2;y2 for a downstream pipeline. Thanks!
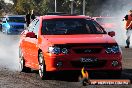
7;17;25;23
42;19;106;35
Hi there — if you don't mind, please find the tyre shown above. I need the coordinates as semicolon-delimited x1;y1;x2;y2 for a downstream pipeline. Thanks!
38;52;47;80
19;48;31;72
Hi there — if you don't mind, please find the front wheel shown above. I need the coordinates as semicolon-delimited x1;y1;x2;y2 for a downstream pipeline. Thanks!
19;48;31;72
38;52;47;80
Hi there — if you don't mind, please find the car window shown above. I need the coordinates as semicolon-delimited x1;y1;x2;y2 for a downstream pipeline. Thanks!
42;18;106;35
33;19;40;36
7;17;25;23
28;19;37;32
90;20;105;33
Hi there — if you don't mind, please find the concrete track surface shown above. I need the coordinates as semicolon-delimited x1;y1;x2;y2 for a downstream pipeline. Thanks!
0;33;132;88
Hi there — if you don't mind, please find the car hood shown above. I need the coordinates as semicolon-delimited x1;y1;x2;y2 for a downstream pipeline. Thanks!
8;22;25;26
43;34;116;44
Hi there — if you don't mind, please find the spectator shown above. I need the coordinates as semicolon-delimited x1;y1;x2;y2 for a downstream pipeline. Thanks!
26;10;31;27
31;10;35;21
124;10;132;48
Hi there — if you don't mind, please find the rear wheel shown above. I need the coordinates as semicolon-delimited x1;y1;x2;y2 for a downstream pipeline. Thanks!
19;48;31;72
38;52;47;80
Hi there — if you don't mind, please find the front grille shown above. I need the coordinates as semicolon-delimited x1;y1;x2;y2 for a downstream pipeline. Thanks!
71;60;106;68
73;48;101;54
55;43;118;48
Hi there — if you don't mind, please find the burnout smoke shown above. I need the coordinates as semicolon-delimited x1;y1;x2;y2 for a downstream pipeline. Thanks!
0;33;20;71
98;0;132;46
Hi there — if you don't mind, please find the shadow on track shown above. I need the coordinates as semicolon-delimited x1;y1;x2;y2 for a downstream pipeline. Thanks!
25;69;132;83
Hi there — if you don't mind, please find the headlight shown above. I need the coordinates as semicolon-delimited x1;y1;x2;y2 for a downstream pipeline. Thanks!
48;47;68;54
62;48;68;54
105;46;120;54
48;46;61;54
105;47;112;54
111;46;119;53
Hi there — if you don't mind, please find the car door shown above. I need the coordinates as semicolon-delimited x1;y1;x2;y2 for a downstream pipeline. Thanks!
23;20;37;66
28;19;40;69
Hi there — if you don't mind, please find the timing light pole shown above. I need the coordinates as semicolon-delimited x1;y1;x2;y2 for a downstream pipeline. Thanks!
70;0;74;14
83;0;86;15
55;0;57;12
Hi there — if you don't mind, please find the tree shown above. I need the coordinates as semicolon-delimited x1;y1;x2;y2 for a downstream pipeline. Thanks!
12;0;35;14
0;0;13;16
11;0;132;16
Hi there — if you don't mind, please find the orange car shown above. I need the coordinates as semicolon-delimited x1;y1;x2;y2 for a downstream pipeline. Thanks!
19;14;122;79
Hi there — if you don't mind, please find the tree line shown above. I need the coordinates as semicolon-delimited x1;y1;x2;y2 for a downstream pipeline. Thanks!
0;0;131;16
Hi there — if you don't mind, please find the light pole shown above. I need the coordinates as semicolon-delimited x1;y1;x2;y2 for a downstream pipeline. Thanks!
55;0;57;12
83;0;86;15
70;0;74;14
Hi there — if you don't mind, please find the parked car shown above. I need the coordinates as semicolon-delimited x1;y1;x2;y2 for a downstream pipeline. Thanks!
19;14;122;79
2;15;26;34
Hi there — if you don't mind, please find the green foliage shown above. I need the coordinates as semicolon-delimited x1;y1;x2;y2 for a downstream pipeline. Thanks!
13;0;35;14
12;0;54;15
0;0;13;16
10;0;131;16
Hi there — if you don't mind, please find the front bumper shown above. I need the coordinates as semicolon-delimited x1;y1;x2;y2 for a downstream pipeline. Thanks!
44;53;122;72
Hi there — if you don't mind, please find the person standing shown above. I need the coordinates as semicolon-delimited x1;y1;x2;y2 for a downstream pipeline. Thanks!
26;11;31;27
31;10;35;21
124;10;132;48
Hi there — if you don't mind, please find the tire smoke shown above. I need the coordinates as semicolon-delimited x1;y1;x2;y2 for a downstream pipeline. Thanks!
0;34;20;71
96;0;132;46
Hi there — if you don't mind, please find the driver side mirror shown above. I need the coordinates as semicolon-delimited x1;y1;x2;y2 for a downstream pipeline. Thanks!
26;32;37;38
108;31;115;37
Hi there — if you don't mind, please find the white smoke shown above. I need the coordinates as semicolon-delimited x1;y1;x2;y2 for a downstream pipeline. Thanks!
98;0;132;46
0;34;20;71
